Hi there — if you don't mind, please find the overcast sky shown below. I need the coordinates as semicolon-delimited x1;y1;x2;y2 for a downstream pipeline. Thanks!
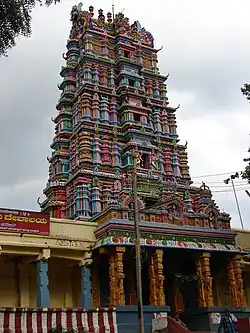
0;0;249;229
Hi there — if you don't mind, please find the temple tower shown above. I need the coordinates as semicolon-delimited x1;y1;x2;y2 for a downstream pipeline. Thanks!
40;4;247;318
41;6;192;219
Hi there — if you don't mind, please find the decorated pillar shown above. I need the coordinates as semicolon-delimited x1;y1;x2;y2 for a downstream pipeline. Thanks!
91;177;102;214
82;93;92;119
160;83;167;101
84;34;93;53
82;184;90;217
100;67;108;86
79;255;92;308
172;148;182;178
92;93;100;121
110;97;118;123
102;187;111;210
149;249;165;306
169;114;177;135
179;149;191;182
109;247;125;306
153;109;162;133
163;147;173;176
196;252;214;308
92;134;102;165
161;110;169;134
92;64;100;85
83;64;92;83
147;79;153;97
79;133;92;163
109;68;115;89
154;80;160;98
101;135;112;165
101;96;110;123
112;141;121;167
228;255;247;307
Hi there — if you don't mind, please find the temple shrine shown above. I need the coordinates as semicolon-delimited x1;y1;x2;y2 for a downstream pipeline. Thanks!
38;3;250;331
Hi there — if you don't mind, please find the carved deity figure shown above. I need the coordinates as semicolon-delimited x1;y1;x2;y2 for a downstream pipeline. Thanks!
128;202;134;221
114;13;130;35
70;5;78;22
208;211;217;229
132;148;143;168
149;150;158;170
167;203;181;221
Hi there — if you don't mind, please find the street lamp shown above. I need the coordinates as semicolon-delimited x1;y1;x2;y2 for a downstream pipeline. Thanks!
224;172;244;229
132;149;145;333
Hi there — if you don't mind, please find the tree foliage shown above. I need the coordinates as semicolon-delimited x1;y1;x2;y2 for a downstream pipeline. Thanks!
241;83;250;102
241;83;250;183
0;0;60;56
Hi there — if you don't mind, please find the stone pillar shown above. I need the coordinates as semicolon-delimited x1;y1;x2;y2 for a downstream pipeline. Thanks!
79;256;92;308
149;249;165;306
109;247;125;306
18;263;30;307
196;252;214;308
228;255;247;307
91;256;100;308
37;260;50;307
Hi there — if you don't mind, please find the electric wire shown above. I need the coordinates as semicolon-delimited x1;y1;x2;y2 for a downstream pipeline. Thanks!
192;171;242;179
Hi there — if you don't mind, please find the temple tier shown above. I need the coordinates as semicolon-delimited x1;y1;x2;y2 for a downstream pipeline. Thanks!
40;3;248;330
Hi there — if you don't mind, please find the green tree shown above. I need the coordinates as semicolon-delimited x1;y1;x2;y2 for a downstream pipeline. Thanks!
0;0;60;56
241;83;250;183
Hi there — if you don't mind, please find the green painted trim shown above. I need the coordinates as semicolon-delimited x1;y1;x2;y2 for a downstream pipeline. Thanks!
100;229;235;245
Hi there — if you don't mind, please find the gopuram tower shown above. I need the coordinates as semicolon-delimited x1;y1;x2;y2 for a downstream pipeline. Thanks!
40;3;247;324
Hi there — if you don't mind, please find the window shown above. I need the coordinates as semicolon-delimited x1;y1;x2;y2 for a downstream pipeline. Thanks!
128;79;135;87
134;114;141;123
145;198;158;208
124;51;130;58
141;153;150;169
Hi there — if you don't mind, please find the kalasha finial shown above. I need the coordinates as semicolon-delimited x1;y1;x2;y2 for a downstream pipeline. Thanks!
107;12;112;23
89;6;94;17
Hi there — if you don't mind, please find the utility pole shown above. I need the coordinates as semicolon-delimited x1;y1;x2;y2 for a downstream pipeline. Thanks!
132;150;145;333
224;172;244;229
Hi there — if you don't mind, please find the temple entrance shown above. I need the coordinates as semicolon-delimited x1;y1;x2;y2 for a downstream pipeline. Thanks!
164;249;198;313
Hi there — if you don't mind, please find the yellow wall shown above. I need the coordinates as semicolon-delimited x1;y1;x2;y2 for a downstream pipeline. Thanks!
233;228;250;306
0;256;82;308
234;228;250;251
0;218;96;307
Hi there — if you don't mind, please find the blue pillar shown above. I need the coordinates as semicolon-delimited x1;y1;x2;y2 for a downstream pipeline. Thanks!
36;260;50;307
80;265;92;308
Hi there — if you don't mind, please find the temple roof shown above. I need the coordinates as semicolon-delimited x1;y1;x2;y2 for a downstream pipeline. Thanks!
70;3;154;48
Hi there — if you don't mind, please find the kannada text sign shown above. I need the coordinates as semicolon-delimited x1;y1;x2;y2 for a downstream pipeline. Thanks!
0;208;50;235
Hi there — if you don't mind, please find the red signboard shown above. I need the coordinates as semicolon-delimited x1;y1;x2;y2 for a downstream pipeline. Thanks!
0;208;50;235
